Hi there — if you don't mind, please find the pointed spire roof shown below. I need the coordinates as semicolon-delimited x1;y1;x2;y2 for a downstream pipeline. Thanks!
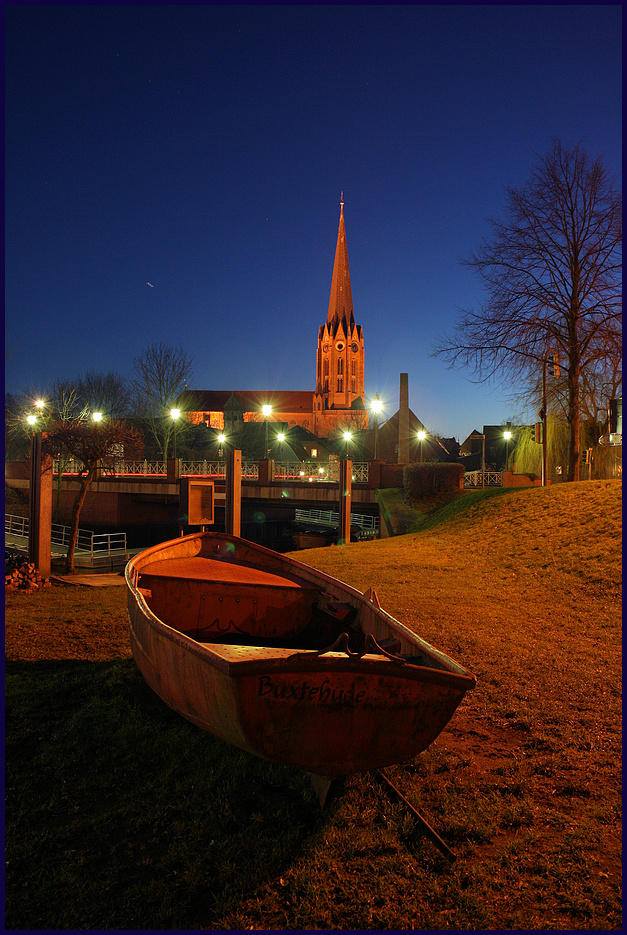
326;193;355;333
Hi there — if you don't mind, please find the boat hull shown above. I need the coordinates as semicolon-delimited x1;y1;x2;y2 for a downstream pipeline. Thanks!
126;532;475;778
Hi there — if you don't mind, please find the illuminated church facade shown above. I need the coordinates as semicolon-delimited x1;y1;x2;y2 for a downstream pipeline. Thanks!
183;197;368;440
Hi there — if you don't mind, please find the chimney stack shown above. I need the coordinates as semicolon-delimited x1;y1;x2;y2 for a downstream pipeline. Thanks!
398;373;409;464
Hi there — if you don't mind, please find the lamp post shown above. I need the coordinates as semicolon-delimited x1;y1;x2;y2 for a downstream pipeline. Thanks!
371;394;383;459
262;404;272;457
503;428;512;470
343;430;352;458
417;429;426;464
170;408;180;460
217;433;226;459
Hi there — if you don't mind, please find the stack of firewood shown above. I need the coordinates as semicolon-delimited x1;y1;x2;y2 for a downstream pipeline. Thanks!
5;561;51;590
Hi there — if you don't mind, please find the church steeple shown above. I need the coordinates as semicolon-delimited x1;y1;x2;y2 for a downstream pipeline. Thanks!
326;192;355;334
313;195;366;437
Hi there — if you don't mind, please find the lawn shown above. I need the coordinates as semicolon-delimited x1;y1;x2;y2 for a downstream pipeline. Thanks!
5;479;621;930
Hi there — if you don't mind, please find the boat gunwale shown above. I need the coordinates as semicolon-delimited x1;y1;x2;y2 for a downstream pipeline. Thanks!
126;532;475;683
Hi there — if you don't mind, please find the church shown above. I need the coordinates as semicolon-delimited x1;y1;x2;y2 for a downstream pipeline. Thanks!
182;197;369;441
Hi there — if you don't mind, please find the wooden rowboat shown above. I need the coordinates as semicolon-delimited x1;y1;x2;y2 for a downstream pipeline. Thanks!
126;532;475;780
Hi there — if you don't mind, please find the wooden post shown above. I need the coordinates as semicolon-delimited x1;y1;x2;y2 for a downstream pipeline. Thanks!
225;449;242;537
28;433;53;580
338;459;352;545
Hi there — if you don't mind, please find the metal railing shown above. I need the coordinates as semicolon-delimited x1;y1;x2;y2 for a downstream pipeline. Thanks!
294;508;379;534
464;471;503;488
53;459;370;482
5;513;126;561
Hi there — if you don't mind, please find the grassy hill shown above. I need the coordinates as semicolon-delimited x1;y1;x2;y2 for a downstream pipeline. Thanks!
5;480;622;930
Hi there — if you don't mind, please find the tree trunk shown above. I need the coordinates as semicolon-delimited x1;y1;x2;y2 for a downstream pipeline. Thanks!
64;466;96;574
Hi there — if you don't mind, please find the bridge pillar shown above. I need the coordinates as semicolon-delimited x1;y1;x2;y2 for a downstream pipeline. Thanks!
28;432;53;580
258;459;275;486
338;459;352;545
225;449;242;537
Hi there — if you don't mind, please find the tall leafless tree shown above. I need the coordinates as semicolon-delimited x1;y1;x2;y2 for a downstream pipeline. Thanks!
132;342;193;459
433;141;622;481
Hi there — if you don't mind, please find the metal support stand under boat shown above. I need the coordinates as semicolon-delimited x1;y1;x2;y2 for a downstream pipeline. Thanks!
375;769;456;862
305;772;345;809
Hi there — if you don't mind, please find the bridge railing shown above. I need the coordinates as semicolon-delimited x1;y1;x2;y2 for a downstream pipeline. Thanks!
53;459;371;481
464;470;502;488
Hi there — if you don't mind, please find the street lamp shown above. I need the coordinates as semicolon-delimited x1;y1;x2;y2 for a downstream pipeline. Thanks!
503;428;512;469
92;412;103;422
217;433;226;459
417;429;426;464
262;404;272;457
371;394;383;459
170;408;180;460
343;430;352;458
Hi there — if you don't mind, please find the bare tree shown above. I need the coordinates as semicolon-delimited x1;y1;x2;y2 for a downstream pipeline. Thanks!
132;342;193;459
43;419;143;573
77;370;132;419
433;141;622;481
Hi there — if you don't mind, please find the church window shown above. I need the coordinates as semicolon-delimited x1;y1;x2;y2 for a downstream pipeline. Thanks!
351;359;356;376
337;377;343;392
337;359;344;375
351;379;356;393
323;359;329;376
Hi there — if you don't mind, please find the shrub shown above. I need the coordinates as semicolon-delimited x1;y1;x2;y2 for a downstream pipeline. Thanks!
403;462;464;502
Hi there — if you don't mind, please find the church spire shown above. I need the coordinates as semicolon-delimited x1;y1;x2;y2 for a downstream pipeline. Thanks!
326;193;354;333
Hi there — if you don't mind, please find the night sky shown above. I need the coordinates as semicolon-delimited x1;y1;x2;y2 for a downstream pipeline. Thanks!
5;5;621;442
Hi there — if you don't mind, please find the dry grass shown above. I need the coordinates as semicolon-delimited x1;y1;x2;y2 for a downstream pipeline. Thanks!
5;479;622;930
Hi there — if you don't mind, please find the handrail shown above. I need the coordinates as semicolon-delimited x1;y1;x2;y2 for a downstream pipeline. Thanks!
294;508;379;532
464;470;502;488
53;459;370;481
5;513;126;558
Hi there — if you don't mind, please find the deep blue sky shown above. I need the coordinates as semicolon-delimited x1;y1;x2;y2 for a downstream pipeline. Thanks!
5;4;622;442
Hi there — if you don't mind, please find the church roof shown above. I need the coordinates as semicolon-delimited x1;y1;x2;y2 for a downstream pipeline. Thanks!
326;194;355;335
181;389;314;414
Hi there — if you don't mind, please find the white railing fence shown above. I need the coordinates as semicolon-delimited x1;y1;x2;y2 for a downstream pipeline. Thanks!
5;513;126;560
464;471;502;488
294;508;379;534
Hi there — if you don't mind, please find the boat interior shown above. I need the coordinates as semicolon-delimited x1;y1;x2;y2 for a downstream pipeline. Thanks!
134;554;432;663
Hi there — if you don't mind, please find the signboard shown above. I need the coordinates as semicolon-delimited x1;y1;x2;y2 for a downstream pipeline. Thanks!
180;478;214;526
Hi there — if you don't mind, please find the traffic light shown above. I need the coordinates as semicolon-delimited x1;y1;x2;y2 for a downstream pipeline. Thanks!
534;422;542;444
581;448;591;465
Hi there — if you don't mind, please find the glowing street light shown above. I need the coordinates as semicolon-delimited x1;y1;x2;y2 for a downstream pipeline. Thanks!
170;408;180;460
371;394;383;459
262;404;272;456
27;414;37;426
417;429;426;463
35;399;45;410
92;412;103;422
343;430;352;457
217;433;226;458
503;427;512;469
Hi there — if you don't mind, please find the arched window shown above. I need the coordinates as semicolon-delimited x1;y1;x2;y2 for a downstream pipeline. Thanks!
337;378;343;392
337;358;344;375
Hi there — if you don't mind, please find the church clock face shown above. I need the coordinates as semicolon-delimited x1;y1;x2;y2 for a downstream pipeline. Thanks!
351;342;359;352
323;344;330;353
336;341;345;351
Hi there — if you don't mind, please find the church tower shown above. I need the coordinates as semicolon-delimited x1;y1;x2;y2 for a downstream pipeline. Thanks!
313;195;367;437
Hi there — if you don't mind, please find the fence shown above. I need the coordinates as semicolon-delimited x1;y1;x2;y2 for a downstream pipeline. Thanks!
5;513;126;562
464;471;503;488
294;508;379;535
53;459;370;482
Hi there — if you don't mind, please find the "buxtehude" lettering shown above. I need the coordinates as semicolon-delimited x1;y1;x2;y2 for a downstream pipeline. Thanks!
257;675;366;706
